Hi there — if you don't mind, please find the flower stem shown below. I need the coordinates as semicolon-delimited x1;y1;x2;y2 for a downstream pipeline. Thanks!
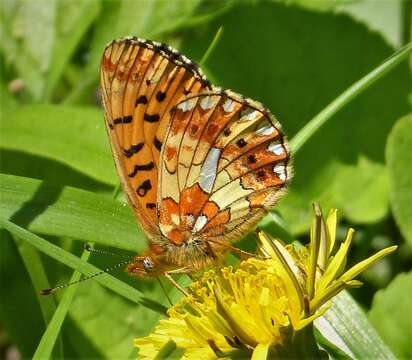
291;42;412;154
200;26;224;66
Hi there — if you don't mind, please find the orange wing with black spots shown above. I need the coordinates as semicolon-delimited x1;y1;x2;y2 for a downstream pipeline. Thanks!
100;37;211;239
101;37;292;276
157;90;292;246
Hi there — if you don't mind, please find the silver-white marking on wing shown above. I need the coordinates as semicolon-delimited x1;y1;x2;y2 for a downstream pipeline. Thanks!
256;125;275;136
274;163;286;181
268;142;284;156
222;98;235;113
192;215;208;233
199;147;222;193
200;95;218;110
177;97;197;112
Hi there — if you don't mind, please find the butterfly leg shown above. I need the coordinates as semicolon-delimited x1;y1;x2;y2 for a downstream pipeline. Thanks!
163;272;189;297
207;239;269;261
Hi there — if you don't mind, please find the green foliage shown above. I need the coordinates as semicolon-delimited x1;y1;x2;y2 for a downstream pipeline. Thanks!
0;174;143;251
0;0;410;359
179;1;410;233
386;114;412;246
370;272;412;359
1;105;116;184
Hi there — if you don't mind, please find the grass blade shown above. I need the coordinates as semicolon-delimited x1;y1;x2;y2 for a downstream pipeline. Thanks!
291;42;412;153
33;250;90;360
0;218;166;314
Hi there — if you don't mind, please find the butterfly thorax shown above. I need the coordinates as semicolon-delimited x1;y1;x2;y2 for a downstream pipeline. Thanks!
127;235;224;278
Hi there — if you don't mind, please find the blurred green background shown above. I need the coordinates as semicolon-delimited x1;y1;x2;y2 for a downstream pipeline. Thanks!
0;0;411;359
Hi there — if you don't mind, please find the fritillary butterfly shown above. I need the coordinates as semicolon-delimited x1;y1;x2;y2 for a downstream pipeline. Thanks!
100;37;292;278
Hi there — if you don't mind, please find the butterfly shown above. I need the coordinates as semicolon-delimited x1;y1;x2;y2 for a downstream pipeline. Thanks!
100;36;292;278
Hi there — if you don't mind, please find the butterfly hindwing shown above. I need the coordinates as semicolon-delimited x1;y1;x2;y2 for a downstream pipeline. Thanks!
158;91;292;245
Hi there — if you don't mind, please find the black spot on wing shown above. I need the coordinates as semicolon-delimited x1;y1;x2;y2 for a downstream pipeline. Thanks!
154;137;162;151
136;95;148;106
236;138;247;148
156;91;166;102
113;115;132;125
144;113;160;123
137;179;152;197
123;142;144;158
128;162;155;177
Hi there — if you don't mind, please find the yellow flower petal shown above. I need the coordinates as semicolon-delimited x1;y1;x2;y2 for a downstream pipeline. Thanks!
258;231;304;322
317;204;330;271
134;204;398;359
340;246;398;283
316;228;354;294
251;343;270;360
326;208;338;256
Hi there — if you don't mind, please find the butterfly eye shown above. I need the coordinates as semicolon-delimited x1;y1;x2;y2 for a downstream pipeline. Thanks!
143;257;155;272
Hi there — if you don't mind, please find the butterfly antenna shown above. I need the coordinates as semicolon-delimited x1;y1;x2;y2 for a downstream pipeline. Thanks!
40;259;132;296
84;243;134;260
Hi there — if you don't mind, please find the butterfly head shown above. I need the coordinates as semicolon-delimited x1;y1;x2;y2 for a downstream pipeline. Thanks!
126;247;168;278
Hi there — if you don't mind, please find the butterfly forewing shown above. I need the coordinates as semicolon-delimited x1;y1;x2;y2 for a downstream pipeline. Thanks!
100;37;211;238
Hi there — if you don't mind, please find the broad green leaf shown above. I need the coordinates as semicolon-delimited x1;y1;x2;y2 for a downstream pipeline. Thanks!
332;156;389;223
0;105;116;185
337;0;403;47
66;281;163;359
386;114;412;245
369;271;412;359
181;1;410;234
0;149;112;192
0;173;143;252
315;291;396;359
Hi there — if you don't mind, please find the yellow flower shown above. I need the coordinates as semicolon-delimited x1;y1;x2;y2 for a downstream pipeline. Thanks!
135;204;397;360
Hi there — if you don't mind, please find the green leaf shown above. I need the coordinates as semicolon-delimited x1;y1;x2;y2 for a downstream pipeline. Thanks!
369;271;412;359
0;149;112;192
0;0;56;100
315;291;396;359
33;250;90;360
12;235;59;327
180;1;410;234
386;114;412;245
66;1;232;105
331;156;389;223
0;105;116;185
43;0;100;101
0;217;169;316
86;0;201;78
0;0;100;101
337;0;403;48
0;231;45;357
66;281;164;359
0;173;144;252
